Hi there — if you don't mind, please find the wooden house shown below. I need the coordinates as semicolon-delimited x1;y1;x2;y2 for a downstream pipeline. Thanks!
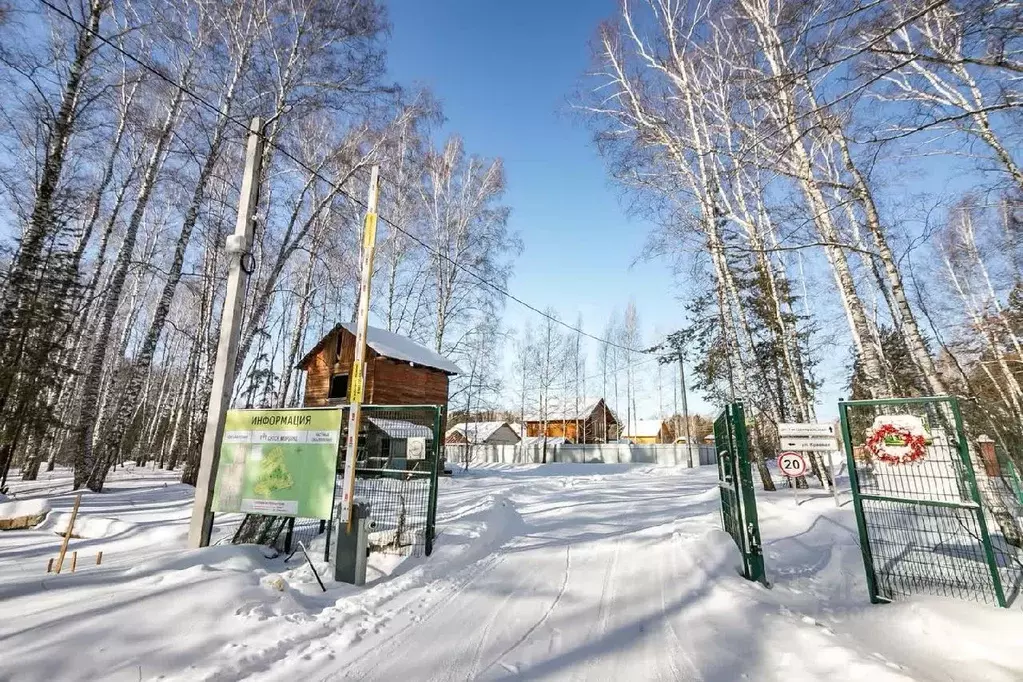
522;398;621;444
445;421;521;445
622;419;670;445
297;323;462;408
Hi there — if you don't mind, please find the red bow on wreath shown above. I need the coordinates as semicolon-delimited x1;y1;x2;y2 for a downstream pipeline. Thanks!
865;424;927;464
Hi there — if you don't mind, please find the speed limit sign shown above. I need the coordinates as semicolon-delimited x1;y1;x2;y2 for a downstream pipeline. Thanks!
778;451;808;477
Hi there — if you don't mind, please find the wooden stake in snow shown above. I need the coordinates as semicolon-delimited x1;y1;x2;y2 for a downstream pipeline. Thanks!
70;551;78;573
46;558;53;573
340;166;380;532
96;551;103;565
54;493;82;574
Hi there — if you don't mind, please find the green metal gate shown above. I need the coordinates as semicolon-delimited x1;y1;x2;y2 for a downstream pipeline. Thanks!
839;396;1022;607
715;402;767;585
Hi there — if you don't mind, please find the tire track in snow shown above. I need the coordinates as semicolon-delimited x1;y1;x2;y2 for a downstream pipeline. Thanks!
461;561;534;682
329;550;509;681
478;543;572;677
573;535;622;682
660;529;702;681
210;495;525;682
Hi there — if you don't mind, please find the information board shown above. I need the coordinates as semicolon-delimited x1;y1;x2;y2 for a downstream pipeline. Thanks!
211;408;342;519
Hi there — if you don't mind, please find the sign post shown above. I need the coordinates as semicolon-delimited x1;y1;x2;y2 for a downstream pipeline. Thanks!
778;422;841;507
825;450;840;507
778;451;808;505
339;166;380;531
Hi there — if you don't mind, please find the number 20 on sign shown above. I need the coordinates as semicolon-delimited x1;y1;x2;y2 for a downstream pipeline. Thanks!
778;451;808;505
778;451;808;477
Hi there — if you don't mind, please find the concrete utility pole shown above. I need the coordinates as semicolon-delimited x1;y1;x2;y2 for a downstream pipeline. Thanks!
679;353;694;468
187;117;264;548
339;165;380;530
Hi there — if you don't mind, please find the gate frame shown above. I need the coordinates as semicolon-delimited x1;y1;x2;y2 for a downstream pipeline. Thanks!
715;401;767;585
838;395;1007;607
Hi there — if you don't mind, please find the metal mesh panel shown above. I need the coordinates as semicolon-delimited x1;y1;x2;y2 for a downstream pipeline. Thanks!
715;411;742;547
353;475;430;555
715;402;766;584
841;397;1022;608
860;498;1002;605
332;405;441;557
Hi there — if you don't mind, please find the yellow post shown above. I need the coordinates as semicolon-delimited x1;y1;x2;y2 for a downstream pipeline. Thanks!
340;166;380;532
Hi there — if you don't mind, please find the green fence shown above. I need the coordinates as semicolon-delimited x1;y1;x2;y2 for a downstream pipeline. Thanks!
328;404;443;557
715;402;767;585
839;396;1023;608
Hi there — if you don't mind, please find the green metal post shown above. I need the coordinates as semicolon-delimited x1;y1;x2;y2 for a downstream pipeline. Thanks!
732;402;767;585
949;398;1007;608
839;400;882;604
425;405;441;556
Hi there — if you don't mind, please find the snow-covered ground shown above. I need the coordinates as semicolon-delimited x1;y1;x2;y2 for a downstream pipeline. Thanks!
1;463;1021;681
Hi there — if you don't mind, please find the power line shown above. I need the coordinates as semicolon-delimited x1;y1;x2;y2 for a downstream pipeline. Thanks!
37;0;656;355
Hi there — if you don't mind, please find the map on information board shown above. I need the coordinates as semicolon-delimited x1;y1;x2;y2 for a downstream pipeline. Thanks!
211;408;342;519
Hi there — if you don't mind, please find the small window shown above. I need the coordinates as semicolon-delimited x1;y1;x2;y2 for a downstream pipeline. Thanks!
328;374;349;400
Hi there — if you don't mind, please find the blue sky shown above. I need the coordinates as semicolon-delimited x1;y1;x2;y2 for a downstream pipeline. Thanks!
384;0;707;417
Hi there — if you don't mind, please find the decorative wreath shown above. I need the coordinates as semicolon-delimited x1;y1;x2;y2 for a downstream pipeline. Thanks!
865;424;927;465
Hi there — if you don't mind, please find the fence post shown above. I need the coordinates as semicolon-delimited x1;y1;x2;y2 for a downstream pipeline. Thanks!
839;400;881;603
949;398;1007;608
425;406;441;556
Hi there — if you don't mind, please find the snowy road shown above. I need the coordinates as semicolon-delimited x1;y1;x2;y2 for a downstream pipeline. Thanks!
3;464;1023;682
330;469;719;681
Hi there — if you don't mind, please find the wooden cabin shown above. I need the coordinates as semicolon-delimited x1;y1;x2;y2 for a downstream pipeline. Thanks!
523;398;621;444
445;421;521;445
622;419;670;444
297;323;462;408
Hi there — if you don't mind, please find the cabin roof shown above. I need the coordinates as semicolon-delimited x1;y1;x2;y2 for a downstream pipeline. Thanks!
298;323;463;375
524;398;620;424
365;417;433;439
446;421;516;444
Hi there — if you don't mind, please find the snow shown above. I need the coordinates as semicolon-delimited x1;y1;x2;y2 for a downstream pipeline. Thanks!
339;322;463;375
365;417;433;439
519;435;570;446
446;421;515;444
0;497;51;524
1;463;1021;681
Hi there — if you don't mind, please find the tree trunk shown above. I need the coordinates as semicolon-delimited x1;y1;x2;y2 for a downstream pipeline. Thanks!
75;77;189;492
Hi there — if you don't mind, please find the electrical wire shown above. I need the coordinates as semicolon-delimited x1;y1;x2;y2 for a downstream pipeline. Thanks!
36;0;657;355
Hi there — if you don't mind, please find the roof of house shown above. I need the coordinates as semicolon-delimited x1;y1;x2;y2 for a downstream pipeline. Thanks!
524;398;619;424
298;322;463;375
365;417;433;439
623;419;665;439
446;421;516;444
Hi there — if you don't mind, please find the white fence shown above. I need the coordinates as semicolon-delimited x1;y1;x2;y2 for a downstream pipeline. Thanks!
444;443;717;467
